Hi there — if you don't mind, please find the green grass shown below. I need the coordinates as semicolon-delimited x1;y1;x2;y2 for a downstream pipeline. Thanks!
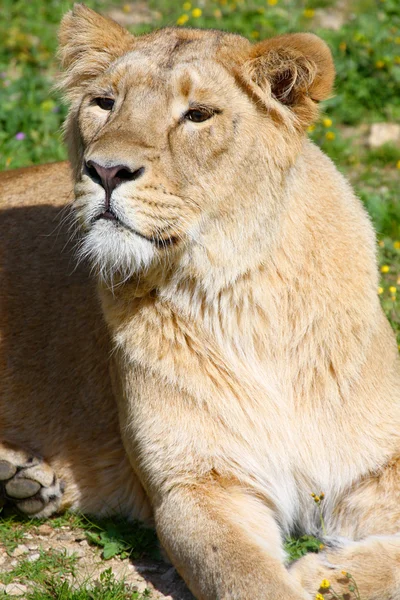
0;509;159;561
0;555;150;600
0;549;78;587
284;535;323;561
0;511;155;599
0;513;32;555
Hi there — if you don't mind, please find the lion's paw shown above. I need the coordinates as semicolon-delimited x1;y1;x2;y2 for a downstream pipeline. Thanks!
0;444;64;518
289;538;400;600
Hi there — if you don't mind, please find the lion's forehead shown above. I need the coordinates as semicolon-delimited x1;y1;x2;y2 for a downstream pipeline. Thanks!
106;53;237;109
136;27;250;62
104;27;250;89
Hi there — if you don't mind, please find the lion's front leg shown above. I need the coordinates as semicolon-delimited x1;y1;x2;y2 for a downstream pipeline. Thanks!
155;484;311;600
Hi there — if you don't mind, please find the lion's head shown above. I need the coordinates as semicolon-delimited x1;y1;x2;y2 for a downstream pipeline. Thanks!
59;5;334;284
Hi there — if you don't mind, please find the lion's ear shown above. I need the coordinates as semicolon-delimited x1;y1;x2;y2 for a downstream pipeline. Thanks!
242;33;334;129
58;4;135;99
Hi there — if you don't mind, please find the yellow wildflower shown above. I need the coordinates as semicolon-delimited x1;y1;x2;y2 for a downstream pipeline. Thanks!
391;296;396;302
319;543;325;550
394;241;400;249
389;286;397;294
5;157;12;167
251;31;260;39
381;265;390;273
183;1;191;10
320;580;330;589
122;3;132;12
40;99;55;112
378;240;385;247
314;495;320;503
303;8;315;18
176;13;189;25
307;124;316;133
267;0;278;5
315;594;324;600
339;42;347;52
395;37;400;44
325;131;335;141
375;60;385;69
396;160;400;170
322;118;332;127
378;287;384;295
192;7;202;17
213;8;222;17
395;57;400;65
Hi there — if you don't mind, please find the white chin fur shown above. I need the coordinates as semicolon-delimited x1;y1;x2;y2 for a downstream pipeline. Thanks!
78;221;156;282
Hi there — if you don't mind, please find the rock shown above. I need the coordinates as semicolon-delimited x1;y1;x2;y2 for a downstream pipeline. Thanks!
79;540;89;547
108;564;129;581
4;583;28;596
132;580;149;593
135;563;162;574
56;533;72;541
368;123;400;148
26;543;38;551
27;553;40;562
65;547;85;559
11;545;29;557
37;524;53;536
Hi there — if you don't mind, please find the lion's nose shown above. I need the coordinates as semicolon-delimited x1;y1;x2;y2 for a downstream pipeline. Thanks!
84;160;145;197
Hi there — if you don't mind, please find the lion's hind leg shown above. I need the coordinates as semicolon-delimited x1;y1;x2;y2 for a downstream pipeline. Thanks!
291;457;400;599
0;441;64;518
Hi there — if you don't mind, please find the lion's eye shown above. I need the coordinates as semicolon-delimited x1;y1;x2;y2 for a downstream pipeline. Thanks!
94;97;115;111
185;108;214;123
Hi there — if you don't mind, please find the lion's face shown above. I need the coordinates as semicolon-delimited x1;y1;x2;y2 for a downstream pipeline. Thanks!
59;6;334;282
73;43;257;279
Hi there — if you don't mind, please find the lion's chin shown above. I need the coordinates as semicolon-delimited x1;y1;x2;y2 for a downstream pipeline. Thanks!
79;220;156;282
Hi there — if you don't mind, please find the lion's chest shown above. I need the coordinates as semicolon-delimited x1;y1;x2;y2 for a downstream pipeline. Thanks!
107;292;397;532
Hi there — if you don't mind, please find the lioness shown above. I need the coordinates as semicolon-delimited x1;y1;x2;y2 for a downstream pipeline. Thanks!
1;5;399;599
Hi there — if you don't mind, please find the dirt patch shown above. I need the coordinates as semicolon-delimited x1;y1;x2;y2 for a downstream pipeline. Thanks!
0;522;193;599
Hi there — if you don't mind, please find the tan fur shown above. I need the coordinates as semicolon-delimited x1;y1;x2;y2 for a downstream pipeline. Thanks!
1;5;400;599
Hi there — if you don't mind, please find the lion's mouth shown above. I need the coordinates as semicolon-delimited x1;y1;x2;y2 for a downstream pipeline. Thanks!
92;210;179;248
